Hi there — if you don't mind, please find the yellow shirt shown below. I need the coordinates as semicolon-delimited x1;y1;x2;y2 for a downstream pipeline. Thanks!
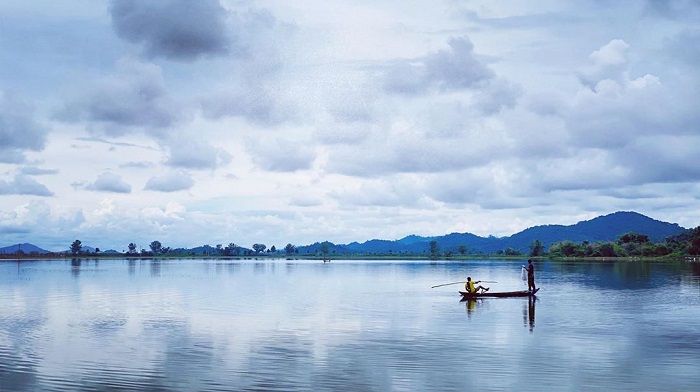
466;280;476;293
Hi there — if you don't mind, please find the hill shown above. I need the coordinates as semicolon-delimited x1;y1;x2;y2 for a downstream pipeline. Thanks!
1;211;690;257
0;243;51;255
298;211;687;255
492;211;686;253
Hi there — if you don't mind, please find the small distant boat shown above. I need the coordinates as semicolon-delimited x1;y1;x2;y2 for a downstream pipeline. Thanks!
459;288;539;298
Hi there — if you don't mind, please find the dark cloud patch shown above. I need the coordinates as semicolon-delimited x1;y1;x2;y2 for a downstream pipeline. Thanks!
84;172;132;193
461;10;583;30
0;149;27;164
145;171;194;192
57;58;184;136
473;79;522;115
326;134;499;177
0;175;53;196
382;36;494;95
0;91;48;162
165;140;231;170
200;86;297;126
0;224;31;235
665;29;700;66
77;136;157;150
19;166;59;176
120;161;156;169
644;0;700;20
247;138;315;172
110;0;230;61
617;135;700;184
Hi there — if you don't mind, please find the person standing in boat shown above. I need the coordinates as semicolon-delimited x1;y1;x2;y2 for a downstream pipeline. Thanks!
523;259;536;292
465;277;489;294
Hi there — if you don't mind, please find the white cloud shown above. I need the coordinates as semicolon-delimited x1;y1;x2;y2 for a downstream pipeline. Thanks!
577;39;631;88
165;138;232;170
247;137;317;172
0;91;48;163
2;1;700;250
84;172;132;194
145;171;195;192
57;58;185;136
0;175;53;196
382;36;494;95
110;0;230;61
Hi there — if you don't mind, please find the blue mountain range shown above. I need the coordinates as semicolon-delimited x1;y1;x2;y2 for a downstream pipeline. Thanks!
0;211;689;256
297;211;687;255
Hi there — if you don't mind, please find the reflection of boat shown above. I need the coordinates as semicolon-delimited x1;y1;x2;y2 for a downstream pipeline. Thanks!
459;288;539;298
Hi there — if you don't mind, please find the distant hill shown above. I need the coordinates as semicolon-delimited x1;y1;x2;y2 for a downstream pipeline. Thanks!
298;211;688;255
493;211;686;253
1;211;690;257
0;243;51;255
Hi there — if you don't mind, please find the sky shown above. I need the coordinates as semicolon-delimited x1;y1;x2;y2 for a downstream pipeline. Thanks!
1;0;699;252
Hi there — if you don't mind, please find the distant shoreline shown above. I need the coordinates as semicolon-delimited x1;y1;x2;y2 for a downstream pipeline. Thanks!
0;254;694;262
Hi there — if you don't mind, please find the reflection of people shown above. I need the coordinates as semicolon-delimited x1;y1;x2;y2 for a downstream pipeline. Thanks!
464;298;482;318
528;296;536;332
522;296;536;331
465;277;489;294
522;259;536;292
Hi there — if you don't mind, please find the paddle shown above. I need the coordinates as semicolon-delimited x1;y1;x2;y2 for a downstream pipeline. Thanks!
431;281;464;288
431;280;497;288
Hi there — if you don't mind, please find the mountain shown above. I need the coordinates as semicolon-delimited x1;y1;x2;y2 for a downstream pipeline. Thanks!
0;211;690;257
493;211;686;253
302;211;688;255
0;243;51;254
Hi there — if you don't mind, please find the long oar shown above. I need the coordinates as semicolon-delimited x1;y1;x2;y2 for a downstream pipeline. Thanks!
431;280;497;288
431;281;465;288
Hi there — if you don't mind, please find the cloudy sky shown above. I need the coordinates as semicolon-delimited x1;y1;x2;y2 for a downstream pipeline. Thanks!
1;0;699;251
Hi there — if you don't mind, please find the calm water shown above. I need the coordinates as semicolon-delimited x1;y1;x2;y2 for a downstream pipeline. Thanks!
1;258;699;391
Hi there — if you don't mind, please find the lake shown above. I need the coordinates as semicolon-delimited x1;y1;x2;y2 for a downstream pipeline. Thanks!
1;258;699;391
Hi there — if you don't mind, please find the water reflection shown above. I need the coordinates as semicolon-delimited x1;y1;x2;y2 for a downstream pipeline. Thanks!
462;298;483;318
523;297;536;332
2;258;700;391
71;258;81;278
150;259;161;277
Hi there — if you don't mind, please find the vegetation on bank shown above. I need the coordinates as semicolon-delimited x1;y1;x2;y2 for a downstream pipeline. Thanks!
2;226;700;261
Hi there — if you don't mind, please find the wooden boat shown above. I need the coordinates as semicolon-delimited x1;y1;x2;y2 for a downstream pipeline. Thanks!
459;288;539;298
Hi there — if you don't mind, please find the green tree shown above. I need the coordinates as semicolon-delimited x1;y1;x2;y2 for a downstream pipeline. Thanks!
319;243;330;257
689;227;700;255
285;243;296;255
127;243;137;254
224;243;237;256
429;240;440;260
549;241;583;257
458;245;467;255
150;241;162;254
70;240;82;255
529;239;545;257
505;248;522;256
252;243;266;254
597;242;618;257
270;245;277;253
618;232;650;245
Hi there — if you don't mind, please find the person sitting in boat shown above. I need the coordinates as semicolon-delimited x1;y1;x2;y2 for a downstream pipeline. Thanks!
465;277;489;294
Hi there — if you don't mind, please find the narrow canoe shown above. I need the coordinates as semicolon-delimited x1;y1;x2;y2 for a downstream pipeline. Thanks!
459;288;539;298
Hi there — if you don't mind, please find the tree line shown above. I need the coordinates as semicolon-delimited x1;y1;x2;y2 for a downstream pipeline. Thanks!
535;227;700;258
6;226;700;259
67;240;301;257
